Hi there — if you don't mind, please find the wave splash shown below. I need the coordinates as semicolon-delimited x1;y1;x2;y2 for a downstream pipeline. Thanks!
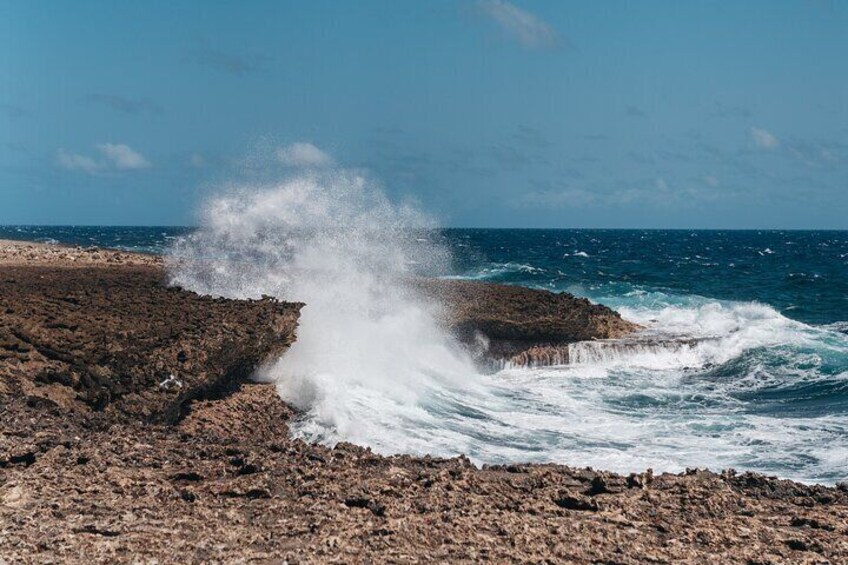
167;172;484;448
565;300;813;371
491;295;848;483
167;174;848;484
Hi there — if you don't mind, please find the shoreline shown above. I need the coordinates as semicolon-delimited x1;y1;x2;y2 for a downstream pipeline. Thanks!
2;239;847;562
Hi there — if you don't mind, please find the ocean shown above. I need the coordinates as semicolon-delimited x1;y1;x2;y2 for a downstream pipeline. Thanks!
4;224;847;484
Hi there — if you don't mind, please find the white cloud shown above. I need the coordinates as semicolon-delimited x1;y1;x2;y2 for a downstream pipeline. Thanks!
820;148;837;163
478;0;557;49
276;142;333;167
57;149;101;174
786;140;842;168
96;143;151;169
750;127;779;149
56;143;150;175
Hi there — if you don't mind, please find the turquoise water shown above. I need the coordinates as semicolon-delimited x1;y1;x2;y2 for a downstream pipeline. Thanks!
4;226;847;483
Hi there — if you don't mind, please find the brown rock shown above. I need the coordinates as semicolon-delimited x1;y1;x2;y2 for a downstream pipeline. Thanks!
2;241;846;564
414;278;639;367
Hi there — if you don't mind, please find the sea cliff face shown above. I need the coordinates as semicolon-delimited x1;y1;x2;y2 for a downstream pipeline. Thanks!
2;241;847;564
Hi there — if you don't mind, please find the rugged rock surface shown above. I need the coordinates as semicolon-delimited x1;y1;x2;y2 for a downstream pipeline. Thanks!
0;239;160;268
0;264;301;426
415;278;639;367
2;241;847;563
3;382;848;563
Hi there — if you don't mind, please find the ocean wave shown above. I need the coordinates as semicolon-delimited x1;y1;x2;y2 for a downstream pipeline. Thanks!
279;290;848;483
822;321;848;334
444;262;546;281
166;201;848;484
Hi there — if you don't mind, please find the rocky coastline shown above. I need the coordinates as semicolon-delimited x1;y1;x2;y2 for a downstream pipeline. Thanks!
2;240;847;563
414;277;639;368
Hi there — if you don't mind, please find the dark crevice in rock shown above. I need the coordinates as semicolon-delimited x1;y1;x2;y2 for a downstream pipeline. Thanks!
72;525;121;537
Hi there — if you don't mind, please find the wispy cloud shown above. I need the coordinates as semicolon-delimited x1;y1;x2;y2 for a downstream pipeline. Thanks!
84;93;163;116
750;126;779;149
56;149;101;175
786;139;843;168
56;143;151;175
97;143;151;169
276;142;333;167
625;105;647;118
477;0;558;49
195;48;272;75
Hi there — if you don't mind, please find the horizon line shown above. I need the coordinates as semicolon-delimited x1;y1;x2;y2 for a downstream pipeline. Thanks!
2;224;848;232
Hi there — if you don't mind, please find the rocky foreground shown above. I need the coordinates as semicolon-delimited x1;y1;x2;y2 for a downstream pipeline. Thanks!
2;240;847;563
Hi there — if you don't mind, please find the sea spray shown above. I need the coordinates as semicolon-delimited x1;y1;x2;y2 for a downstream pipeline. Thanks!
166;188;848;484
167;171;485;448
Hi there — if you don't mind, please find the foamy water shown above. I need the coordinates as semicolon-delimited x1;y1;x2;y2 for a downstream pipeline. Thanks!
160;174;848;485
167;171;486;453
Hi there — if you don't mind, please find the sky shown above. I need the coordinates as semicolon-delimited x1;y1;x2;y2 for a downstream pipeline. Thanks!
1;0;847;228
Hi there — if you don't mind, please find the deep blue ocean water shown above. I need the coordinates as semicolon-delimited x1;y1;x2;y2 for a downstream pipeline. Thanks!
3;225;847;483
444;228;848;326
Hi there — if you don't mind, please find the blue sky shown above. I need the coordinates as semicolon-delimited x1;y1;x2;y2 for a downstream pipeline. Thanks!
1;0;846;228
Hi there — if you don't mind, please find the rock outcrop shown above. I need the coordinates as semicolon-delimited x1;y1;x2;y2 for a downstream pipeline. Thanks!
0;263;302;426
415;278;639;367
4;381;848;563
3;241;847;563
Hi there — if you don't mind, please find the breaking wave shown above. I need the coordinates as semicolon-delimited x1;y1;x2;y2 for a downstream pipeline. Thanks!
166;171;485;449
166;173;848;485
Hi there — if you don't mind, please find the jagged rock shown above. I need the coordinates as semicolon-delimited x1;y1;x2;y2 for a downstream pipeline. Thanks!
414;278;640;367
2;241;847;563
0;264;301;424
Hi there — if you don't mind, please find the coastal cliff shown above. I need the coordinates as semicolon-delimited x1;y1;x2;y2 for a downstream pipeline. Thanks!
2;240;847;563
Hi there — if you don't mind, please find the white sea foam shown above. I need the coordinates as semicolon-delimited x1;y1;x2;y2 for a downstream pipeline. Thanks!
167;171;484;448
167;169;848;484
